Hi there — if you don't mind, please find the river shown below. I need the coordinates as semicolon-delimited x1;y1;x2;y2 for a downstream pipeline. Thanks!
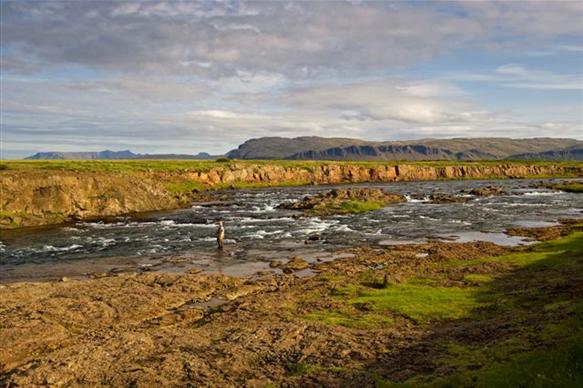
0;178;581;282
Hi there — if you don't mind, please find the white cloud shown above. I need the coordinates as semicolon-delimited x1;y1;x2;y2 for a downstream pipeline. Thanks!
4;1;580;77
452;64;583;91
1;1;582;157
558;45;583;52
280;80;489;125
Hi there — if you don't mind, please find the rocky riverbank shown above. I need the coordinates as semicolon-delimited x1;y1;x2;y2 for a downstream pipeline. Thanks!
1;220;581;386
1;161;581;229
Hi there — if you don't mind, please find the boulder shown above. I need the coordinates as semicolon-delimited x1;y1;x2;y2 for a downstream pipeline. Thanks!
464;186;507;197
278;188;405;215
284;257;309;271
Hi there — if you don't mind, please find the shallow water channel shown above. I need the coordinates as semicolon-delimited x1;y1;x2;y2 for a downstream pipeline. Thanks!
1;178;581;282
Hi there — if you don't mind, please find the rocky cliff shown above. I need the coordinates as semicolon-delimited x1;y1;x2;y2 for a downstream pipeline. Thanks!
1;162;581;229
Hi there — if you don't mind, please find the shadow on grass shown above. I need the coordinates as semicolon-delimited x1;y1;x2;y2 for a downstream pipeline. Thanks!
368;232;583;387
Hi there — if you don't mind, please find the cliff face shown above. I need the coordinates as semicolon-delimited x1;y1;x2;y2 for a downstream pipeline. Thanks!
1;163;580;229
0;171;187;228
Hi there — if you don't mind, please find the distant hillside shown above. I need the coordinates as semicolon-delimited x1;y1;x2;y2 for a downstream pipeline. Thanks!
226;137;583;161
25;150;135;160
25;150;218;160
510;146;583;161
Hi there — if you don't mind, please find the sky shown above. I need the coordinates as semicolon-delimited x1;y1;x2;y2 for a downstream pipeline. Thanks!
1;0;582;158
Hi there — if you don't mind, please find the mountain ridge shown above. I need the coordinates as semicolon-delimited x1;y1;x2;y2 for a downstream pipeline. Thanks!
24;137;583;161
24;150;217;160
226;137;583;161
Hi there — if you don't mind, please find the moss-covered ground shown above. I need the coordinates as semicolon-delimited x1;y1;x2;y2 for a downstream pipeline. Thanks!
296;228;583;386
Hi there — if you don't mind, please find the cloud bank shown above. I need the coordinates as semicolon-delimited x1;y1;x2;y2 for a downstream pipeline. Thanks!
1;0;582;157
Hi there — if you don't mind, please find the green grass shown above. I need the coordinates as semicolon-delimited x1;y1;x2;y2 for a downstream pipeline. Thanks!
551;182;583;193
303;230;583;386
305;309;394;329
379;334;583;388
306;275;495;328
468;337;583;388
463;274;495;284
350;281;492;323
374;231;583;387
2;159;581;173
328;199;387;214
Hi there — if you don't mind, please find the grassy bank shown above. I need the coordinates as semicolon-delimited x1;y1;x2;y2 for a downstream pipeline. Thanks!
1;159;582;173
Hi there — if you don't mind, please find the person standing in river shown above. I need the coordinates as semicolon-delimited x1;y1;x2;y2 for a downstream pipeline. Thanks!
216;220;225;250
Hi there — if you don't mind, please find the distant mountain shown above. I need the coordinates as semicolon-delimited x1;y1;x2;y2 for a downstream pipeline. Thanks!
509;146;583;161
226;137;583;161
25;150;136;160
25;150;219;160
132;152;217;160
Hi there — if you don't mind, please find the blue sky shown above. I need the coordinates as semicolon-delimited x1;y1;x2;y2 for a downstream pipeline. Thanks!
1;0;582;158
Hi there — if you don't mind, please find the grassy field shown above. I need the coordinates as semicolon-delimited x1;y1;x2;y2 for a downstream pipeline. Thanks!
1;159;582;173
298;229;583;386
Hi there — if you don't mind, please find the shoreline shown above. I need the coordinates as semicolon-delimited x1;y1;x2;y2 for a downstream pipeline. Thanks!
1;178;580;284
0;217;579;286
1;160;581;229
1;220;581;385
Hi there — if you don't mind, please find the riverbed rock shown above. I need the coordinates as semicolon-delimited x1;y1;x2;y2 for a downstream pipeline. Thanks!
284;257;309;271
225;284;263;301
278;188;405;215
178;307;205;321
164;256;189;264
425;193;468;204
464;186;507;197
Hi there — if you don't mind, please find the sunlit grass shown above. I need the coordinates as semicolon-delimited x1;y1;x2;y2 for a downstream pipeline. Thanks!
1;159;581;173
326;199;387;214
349;282;492;323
